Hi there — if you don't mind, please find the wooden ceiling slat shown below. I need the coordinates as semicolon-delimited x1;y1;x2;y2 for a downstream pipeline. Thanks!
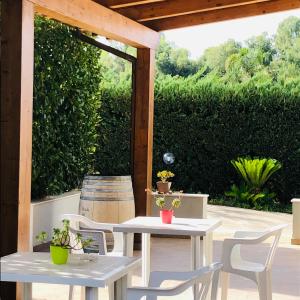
116;0;271;22
95;0;164;9
142;0;300;31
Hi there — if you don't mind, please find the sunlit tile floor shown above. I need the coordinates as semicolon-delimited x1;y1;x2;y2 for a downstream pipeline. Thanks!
33;205;300;300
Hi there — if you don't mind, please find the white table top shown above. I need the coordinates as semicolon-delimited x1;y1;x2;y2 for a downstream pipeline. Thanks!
114;217;222;236
0;252;141;288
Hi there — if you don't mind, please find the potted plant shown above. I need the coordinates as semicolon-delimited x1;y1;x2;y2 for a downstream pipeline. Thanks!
155;196;181;224
156;170;175;193
36;219;93;265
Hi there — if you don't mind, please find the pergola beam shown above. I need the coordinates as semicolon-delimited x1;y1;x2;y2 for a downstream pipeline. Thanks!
97;0;164;9
143;0;300;31
29;0;159;49
116;0;271;22
1;0;34;298
133;48;155;217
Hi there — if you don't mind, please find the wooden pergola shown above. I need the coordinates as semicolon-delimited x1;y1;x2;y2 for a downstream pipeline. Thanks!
1;0;299;298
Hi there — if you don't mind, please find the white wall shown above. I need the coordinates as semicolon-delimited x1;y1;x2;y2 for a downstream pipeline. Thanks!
30;190;80;248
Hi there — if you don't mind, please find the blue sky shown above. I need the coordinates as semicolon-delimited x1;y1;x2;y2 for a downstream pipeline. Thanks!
163;9;300;59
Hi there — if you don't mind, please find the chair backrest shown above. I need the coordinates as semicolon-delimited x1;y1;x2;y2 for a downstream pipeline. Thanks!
262;224;287;269
231;224;287;270
68;226;107;254
61;214;123;254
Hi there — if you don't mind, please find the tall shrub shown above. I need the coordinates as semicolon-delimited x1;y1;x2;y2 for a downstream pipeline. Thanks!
95;81;132;175
95;76;300;204
32;17;102;198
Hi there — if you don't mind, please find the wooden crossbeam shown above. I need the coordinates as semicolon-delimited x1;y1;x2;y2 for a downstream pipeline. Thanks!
116;0;271;22
96;0;164;9
29;0;159;49
143;0;300;31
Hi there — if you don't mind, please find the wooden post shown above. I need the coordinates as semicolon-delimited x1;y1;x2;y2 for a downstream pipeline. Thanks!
132;48;155;217
0;0;34;299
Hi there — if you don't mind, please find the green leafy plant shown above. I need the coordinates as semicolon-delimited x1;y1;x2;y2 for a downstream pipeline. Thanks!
231;157;282;190
157;170;175;183
32;16;102;199
155;196;181;210
226;157;281;208
225;182;266;202
36;219;93;250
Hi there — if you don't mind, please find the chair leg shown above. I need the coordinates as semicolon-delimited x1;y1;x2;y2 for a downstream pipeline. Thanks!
108;283;114;300
257;271;272;300
220;272;229;300
80;286;86;300
68;286;74;300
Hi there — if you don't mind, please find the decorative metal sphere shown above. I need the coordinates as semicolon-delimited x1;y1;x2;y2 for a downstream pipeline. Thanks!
163;152;175;165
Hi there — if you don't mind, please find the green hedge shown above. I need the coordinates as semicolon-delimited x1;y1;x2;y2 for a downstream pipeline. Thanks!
95;81;132;175
94;76;300;204
32;17;102;198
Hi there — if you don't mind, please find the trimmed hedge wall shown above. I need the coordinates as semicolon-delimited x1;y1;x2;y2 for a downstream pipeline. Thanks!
32;17;102;199
95;76;300;204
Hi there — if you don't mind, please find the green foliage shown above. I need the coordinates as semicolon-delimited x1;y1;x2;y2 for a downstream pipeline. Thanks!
36;219;93;249
231;157;282;189
96;77;300;206
94;81;132;175
32;17;102;198
156;34;202;77
155;196;181;210
226;157;281;209
225;182;266;203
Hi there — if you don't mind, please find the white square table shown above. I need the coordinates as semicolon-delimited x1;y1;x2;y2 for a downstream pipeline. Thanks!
114;216;222;295
0;252;141;300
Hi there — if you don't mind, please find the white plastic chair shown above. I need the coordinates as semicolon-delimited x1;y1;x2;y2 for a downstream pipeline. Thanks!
61;213;125;300
220;224;287;300
127;262;223;300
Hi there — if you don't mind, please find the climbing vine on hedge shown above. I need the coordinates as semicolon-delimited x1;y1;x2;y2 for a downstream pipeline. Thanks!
32;17;102;198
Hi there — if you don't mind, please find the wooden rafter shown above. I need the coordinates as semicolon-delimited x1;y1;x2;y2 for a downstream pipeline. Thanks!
96;0;164;9
116;0;272;22
142;0;300;31
29;0;159;48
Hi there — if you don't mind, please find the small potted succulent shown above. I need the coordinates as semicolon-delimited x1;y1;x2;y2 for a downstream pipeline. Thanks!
156;170;175;193
155;196;181;224
36;219;93;265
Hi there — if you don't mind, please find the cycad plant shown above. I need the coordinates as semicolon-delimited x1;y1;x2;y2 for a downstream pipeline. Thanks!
226;157;282;208
231;157;282;191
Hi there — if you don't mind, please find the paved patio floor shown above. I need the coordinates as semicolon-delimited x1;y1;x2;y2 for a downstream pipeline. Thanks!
33;205;300;299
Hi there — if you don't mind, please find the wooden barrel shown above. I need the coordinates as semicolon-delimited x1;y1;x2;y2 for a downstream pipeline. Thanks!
79;175;135;224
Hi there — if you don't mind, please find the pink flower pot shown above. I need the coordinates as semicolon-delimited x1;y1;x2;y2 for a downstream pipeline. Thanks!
160;209;174;224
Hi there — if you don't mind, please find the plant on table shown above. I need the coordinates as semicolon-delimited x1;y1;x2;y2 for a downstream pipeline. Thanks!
36;219;93;265
156;196;181;224
156;170;175;193
225;157;282;209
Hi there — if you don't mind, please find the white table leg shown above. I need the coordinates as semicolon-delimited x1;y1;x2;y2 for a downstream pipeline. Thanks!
203;232;214;300
21;282;32;300
142;232;151;287
123;232;134;257
114;275;128;300
85;287;98;300
191;236;201;299
123;232;134;287
204;232;213;266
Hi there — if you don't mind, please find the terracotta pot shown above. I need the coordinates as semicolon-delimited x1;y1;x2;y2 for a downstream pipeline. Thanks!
156;181;171;193
160;209;174;224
